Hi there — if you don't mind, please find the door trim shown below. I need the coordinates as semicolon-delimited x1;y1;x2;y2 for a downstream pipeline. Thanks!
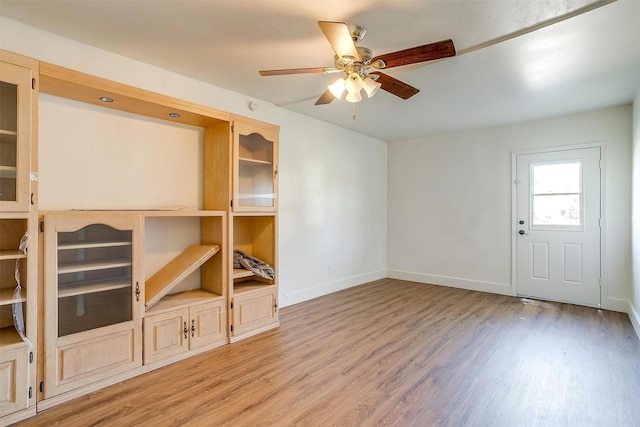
511;142;606;306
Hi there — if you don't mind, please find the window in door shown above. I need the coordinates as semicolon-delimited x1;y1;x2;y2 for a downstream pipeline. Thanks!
530;161;582;229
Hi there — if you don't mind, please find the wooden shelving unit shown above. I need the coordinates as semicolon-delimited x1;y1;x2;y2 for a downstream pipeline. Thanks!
145;244;221;308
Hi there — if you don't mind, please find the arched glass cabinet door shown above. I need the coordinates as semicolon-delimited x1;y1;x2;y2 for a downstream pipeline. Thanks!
232;120;279;212
0;60;33;212
43;214;142;398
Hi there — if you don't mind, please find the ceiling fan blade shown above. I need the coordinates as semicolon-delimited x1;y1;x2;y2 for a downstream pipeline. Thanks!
369;72;419;100
372;39;456;69
259;67;339;76
317;21;360;62
314;89;335;105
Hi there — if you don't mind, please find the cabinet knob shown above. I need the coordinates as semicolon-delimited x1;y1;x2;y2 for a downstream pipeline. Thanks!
183;321;188;339
191;319;196;337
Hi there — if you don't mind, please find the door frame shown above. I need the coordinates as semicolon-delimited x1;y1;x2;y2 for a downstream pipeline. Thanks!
511;142;606;306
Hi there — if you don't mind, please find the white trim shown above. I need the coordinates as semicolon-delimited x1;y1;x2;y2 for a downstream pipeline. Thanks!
629;302;640;340
511;142;606;306
387;270;512;296
602;297;630;313
278;269;387;308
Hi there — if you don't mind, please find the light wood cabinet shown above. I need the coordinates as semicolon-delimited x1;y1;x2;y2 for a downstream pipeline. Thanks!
204;118;280;341
230;214;278;340
143;298;226;364
232;286;278;337
0;54;281;417
0;333;29;417
233;119;279;212
42;213;143;398
0;55;36;213
0;51;38;425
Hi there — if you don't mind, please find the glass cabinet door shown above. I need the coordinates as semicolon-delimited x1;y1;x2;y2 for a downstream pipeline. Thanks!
0;61;32;212
44;214;142;397
56;223;134;336
233;122;278;211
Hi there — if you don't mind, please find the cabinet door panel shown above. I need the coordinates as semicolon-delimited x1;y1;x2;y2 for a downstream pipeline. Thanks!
0;347;28;416
53;325;137;394
189;302;226;350
233;290;277;336
43;214;143;398
0;61;33;212
232;121;278;212
143;309;188;364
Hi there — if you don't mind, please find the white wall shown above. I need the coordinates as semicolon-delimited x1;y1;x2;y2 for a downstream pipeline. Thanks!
631;88;640;335
1;17;388;308
388;106;633;312
277;109;387;306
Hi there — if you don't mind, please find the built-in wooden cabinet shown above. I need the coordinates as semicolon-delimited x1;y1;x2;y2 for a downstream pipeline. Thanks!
0;57;36;213
0;51;280;419
204;119;279;341
42;214;143;398
143;298;226;364
230;214;278;340
0;51;38;425
233;120;279;212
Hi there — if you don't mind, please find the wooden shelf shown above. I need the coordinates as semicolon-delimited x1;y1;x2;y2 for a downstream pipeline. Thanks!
0;129;18;136
0;249;27;260
233;268;255;279
58;276;131;298
239;157;272;166
0;287;25;306
58;258;131;274
0;165;18;179
145;289;223;314
145;244;220;308
0;326;27;351
58;240;132;251
234;281;275;295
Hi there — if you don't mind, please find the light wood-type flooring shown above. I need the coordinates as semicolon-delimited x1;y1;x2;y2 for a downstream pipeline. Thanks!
15;279;640;426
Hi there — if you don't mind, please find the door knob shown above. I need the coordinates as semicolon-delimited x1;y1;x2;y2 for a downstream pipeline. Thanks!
518;230;529;235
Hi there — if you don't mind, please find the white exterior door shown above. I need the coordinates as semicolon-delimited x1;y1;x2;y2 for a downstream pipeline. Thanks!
515;147;601;307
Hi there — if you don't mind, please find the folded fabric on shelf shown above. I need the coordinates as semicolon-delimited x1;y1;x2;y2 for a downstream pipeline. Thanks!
233;249;275;280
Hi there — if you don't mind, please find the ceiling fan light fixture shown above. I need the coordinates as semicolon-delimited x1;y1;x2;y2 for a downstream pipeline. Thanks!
345;72;363;93
328;77;346;98
363;76;382;98
345;90;362;103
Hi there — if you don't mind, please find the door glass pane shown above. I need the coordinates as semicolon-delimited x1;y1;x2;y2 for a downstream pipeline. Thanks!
532;162;580;194
531;161;582;227
238;132;274;208
0;81;18;202
57;224;133;336
532;194;581;226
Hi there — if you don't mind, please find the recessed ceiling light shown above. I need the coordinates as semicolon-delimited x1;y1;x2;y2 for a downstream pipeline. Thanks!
169;113;181;118
99;96;114;103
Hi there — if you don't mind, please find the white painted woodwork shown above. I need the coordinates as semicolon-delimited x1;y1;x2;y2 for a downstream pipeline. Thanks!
516;147;602;306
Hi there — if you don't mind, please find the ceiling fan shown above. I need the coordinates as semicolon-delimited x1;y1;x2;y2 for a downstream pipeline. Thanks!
259;21;456;105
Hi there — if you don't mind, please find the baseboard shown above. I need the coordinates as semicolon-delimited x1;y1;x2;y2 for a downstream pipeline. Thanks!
629;302;640;340
386;269;513;296
603;297;631;313
279;270;387;308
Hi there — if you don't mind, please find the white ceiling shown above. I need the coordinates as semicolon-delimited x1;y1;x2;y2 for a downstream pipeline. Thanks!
1;0;639;142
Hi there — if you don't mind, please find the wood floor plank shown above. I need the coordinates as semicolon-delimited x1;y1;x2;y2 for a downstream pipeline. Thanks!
14;279;640;426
